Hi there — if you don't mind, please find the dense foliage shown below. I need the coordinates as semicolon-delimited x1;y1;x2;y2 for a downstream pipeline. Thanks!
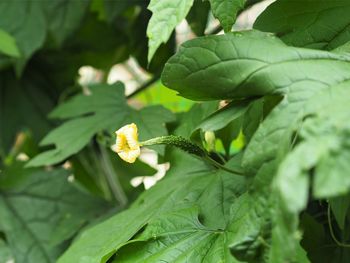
1;0;350;262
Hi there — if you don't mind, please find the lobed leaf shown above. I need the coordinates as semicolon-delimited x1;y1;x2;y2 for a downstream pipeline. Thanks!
27;83;175;167
0;165;108;263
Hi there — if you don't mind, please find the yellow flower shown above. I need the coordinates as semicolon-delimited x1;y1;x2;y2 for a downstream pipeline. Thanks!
112;123;140;163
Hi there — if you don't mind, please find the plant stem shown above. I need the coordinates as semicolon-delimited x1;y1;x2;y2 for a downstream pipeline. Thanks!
327;204;350;248
203;155;244;175
99;144;128;207
140;135;244;175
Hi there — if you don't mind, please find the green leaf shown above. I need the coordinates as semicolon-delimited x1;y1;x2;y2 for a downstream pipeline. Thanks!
111;206;239;263
242;99;263;143
147;0;194;62
195;100;251;132
186;0;210;36
333;41;350;54
0;69;56;157
330;194;350;230
103;0;139;23
162;30;350;101
44;0;91;47
0;1;46;72
276;83;350;209
208;0;246;32
58;156;247;263
0;165;108;263
0;28;20;57
227;161;278;263
0;239;13;263
254;0;350;50
27;83;174;167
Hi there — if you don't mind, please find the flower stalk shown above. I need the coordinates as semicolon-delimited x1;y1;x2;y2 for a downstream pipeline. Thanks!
112;124;244;175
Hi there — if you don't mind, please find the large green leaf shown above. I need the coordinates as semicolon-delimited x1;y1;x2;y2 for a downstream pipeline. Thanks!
162;30;350;101
27;83;174;167
147;0;194;62
254;0;350;50
208;0;245;32
0;164;108;263
58;155;248;263
275;83;350;214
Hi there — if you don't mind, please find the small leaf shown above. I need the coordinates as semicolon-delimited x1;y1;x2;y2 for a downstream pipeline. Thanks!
147;0;194;62
330;194;350;230
195;100;251;132
208;0;246;32
0;28;20;57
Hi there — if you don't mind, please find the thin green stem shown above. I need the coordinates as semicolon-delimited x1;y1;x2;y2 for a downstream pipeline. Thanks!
85;148;113;200
140;135;244;176
99;144;128;207
203;155;244;175
327;204;350;248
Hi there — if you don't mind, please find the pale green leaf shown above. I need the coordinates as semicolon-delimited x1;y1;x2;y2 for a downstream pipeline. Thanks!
0;28;20;57
147;0;194;62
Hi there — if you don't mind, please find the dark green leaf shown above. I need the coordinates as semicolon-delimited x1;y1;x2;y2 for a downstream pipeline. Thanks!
0;165;108;263
330;194;350;230
187;0;210;36
27;83;175;167
44;0;91;47
58;156;246;263
208;0;246;32
0;1;46;72
254;0;350;50
0;69;56;157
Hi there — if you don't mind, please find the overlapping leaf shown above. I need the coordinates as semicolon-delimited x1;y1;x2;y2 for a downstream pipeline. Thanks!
0;69;56;157
58;154;248;263
208;0;245;32
27;83;175;167
162;31;350;174
0;164;108;263
276;82;350;214
254;0;350;50
147;0;194;62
